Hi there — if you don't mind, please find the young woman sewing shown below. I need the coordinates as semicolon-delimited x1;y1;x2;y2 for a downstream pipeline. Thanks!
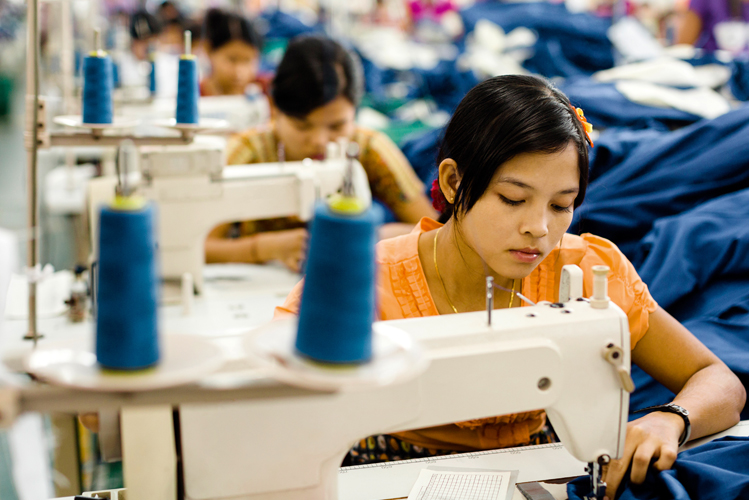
205;35;437;272
274;75;746;498
200;9;266;97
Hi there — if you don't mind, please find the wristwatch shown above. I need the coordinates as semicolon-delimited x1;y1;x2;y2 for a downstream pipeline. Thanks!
632;403;691;446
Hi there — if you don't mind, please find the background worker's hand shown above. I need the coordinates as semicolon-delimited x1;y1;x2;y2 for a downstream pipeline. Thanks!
603;411;684;499
256;228;309;273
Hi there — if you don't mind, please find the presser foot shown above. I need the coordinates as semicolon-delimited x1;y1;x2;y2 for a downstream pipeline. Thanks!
585;455;610;500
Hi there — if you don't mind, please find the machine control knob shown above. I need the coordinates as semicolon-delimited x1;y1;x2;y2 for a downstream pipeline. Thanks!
602;344;635;393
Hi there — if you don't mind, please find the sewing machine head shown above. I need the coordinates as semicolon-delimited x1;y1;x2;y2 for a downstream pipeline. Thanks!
171;265;629;500
87;138;371;293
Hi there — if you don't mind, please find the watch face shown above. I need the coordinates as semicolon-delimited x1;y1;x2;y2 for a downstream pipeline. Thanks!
668;403;689;416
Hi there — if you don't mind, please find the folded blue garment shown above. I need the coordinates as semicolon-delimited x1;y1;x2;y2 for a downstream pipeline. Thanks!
570;104;749;253
460;2;614;77
589;127;668;182
559;77;701;130
631;189;749;309
567;437;749;500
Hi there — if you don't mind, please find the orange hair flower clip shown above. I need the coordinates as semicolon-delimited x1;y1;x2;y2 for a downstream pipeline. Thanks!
571;106;594;147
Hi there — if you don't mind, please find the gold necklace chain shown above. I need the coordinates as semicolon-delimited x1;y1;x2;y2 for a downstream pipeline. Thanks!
433;227;517;314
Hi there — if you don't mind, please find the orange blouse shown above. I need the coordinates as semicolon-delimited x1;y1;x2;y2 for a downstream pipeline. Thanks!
275;218;659;451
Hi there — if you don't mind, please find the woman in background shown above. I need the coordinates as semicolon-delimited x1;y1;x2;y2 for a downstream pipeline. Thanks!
129;10;161;61
155;1;187;53
676;0;749;52
205;35;436;271
200;9;266;96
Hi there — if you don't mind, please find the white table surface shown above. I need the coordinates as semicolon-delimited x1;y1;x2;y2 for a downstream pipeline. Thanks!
2;263;301;372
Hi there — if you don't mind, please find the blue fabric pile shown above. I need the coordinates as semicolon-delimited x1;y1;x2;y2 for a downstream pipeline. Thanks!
588;128;669;182
360;2;611;116
460;1;614;78
571;104;749;256
567;437;749;500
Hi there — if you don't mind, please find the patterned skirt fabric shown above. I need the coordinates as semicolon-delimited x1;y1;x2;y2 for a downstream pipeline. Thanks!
341;424;559;466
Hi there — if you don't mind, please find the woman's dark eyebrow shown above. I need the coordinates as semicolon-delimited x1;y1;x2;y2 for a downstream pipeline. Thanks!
496;177;532;189
496;177;579;195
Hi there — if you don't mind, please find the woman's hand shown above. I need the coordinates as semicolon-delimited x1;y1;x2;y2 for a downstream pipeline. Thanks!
603;411;685;498
256;228;309;272
606;306;746;497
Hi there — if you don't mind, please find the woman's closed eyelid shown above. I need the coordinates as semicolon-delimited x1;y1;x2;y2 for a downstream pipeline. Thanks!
552;204;573;213
499;195;524;206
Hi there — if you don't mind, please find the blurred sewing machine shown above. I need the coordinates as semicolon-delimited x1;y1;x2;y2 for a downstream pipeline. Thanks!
87;138;371;293
4;267;633;500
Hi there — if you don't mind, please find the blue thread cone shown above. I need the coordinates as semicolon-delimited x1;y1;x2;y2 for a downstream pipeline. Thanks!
112;61;120;89
295;203;383;364
82;55;113;124
176;57;199;124
95;203;161;370
149;58;157;94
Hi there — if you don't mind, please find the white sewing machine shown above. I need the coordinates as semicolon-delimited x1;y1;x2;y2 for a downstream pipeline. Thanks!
88;138;372;293
5;266;632;500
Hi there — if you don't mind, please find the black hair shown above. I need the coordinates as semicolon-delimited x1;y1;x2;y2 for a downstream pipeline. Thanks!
157;1;184;25
130;10;162;40
271;35;363;119
437;75;590;222
185;19;202;42
203;8;263;52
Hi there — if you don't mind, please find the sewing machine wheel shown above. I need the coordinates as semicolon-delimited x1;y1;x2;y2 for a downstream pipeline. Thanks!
245;317;429;392
24;333;225;391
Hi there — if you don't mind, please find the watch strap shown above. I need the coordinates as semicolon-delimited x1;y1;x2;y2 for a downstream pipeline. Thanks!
632;403;691;446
